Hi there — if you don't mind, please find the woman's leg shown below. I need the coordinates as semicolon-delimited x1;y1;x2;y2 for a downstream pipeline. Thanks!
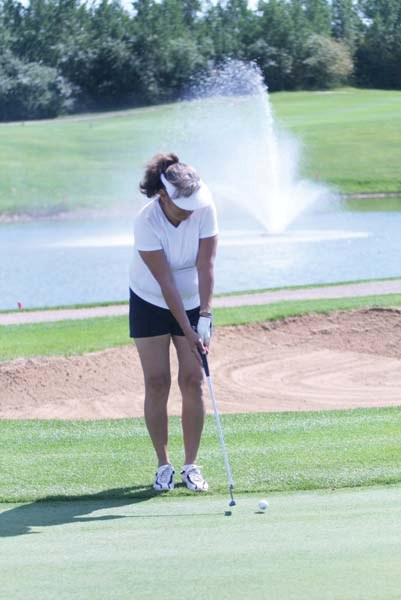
172;335;205;465
135;335;172;467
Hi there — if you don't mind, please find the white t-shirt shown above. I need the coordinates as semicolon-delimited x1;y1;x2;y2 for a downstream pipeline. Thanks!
129;198;218;309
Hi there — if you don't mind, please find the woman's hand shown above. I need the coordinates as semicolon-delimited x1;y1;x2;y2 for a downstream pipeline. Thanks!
185;327;205;363
197;315;212;348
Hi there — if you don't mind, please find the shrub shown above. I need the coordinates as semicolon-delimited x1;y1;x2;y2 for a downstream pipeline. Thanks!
302;34;353;89
0;51;76;121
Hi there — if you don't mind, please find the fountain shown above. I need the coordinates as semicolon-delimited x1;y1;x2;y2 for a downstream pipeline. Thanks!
167;60;334;234
5;61;401;311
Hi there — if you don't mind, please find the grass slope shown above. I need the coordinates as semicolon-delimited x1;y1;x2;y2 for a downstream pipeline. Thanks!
1;294;401;361
1;408;401;503
1;89;401;215
272;88;401;194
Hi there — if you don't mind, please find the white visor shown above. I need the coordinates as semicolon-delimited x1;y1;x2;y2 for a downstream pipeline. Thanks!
160;173;212;211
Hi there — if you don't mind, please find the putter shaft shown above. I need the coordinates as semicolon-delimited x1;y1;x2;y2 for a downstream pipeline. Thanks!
201;353;236;505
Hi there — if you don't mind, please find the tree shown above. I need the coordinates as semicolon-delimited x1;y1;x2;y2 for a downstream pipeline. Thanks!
285;0;316;88
304;0;331;36
0;0;22;51
302;33;353;88
203;0;254;60
129;0;209;102
355;0;401;88
331;0;362;49
0;50;74;120
60;0;140;108
249;0;294;90
1;0;400;120
9;0;85;65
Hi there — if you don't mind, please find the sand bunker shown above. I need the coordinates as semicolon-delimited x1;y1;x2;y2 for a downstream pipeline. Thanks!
1;308;401;419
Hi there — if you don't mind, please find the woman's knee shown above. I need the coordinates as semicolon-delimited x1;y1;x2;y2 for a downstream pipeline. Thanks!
144;372;171;400
178;370;203;395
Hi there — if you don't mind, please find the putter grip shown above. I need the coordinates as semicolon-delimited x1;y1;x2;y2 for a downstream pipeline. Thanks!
200;352;210;377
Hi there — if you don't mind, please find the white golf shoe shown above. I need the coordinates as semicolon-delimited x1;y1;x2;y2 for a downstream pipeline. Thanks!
153;464;175;491
180;464;209;492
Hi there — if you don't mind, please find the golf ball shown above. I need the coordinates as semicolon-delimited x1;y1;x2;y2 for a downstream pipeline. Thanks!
258;499;269;510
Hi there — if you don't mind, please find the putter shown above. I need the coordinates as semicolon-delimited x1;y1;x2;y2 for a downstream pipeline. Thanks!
200;352;236;507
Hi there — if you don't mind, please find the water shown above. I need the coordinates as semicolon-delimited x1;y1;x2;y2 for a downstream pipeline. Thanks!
1;208;400;310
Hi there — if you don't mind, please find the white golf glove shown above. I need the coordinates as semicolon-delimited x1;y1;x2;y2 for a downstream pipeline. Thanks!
197;315;212;346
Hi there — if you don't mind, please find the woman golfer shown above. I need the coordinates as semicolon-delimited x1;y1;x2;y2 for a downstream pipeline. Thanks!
129;153;218;492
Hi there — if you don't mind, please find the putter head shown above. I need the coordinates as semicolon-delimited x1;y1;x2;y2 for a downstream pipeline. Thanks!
229;499;236;507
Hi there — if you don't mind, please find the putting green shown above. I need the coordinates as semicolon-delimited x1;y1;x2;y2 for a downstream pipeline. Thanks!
1;486;401;599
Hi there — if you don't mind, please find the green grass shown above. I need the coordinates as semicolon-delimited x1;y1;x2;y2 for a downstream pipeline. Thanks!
272;88;401;194
2;487;401;599
344;196;401;211
1;407;401;503
0;315;130;360
214;294;401;326
0;104;172;214
2;401;401;599
1;88;401;215
0;299;129;314
1;294;401;361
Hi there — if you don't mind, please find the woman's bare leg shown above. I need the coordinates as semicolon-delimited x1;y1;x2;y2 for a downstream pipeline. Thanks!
135;335;172;467
172;335;205;465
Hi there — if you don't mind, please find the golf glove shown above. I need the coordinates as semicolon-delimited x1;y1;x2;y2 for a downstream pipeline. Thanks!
197;315;212;346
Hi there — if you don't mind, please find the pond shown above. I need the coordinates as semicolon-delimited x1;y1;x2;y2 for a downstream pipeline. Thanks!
1;201;400;311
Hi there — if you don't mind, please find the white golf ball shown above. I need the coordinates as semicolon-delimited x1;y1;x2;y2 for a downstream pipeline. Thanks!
258;499;269;511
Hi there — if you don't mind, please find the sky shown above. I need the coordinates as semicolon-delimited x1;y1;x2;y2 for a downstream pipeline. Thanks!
120;0;259;13
19;0;260;15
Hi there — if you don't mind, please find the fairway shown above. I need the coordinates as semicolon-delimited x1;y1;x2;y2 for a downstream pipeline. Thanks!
1;88;401;216
2;487;401;600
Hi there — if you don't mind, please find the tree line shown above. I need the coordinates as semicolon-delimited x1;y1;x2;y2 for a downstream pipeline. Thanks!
0;0;400;121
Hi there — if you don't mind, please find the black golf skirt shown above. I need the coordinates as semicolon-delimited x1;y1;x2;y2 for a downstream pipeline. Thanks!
129;289;200;338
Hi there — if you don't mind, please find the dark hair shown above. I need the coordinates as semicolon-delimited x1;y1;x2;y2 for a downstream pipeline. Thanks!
140;153;179;198
140;152;200;199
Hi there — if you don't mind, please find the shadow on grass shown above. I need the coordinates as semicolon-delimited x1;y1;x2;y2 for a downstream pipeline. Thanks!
0;485;156;538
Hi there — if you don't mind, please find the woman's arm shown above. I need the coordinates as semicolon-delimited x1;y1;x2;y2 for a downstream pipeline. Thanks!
139;249;204;359
197;235;218;314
